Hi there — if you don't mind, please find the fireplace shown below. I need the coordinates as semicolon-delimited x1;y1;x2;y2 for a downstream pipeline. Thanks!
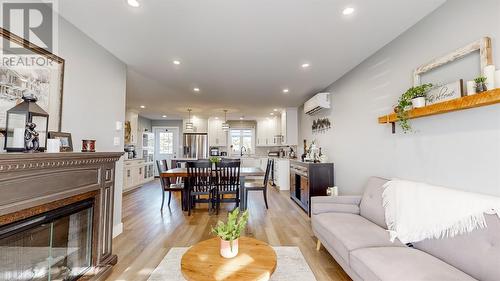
0;200;94;281
0;152;123;280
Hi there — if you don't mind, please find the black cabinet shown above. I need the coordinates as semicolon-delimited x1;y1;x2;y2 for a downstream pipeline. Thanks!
289;160;334;215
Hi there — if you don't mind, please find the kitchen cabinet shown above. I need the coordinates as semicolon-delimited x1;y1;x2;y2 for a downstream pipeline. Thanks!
208;118;227;147
183;117;208;133
273;158;290;190
123;159;154;192
289;160;334;215
280;108;298;146
256;117;281;147
241;157;261;168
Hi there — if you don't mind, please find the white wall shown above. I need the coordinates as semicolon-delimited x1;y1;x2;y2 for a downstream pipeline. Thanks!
58;18;127;236
299;0;500;196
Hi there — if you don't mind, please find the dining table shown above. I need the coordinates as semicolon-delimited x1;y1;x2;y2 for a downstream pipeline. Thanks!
160;166;265;212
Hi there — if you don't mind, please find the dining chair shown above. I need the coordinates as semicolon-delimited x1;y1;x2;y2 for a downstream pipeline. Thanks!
244;158;271;209
214;160;241;213
156;160;184;211
186;160;215;216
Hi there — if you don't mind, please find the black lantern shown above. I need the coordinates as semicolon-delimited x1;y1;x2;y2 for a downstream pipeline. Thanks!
4;93;49;152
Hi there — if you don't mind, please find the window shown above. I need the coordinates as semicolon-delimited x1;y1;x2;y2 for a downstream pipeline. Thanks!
159;131;174;154
230;129;254;154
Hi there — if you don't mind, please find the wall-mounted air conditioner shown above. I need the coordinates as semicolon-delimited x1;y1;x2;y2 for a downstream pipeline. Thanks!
304;92;330;115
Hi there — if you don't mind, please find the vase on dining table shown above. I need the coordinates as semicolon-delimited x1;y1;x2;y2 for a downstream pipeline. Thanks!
220;238;239;258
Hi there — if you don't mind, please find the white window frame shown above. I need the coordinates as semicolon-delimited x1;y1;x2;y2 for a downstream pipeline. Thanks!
229;127;255;156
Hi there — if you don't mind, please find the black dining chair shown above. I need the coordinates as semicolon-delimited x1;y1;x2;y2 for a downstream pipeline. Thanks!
244;158;271;209
186;161;215;216
214;160;241;213
156;160;184;211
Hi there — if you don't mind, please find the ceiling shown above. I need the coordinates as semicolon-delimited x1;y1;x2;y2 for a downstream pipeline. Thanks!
59;0;445;120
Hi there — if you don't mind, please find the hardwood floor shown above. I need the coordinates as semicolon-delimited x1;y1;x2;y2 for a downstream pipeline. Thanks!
106;180;351;281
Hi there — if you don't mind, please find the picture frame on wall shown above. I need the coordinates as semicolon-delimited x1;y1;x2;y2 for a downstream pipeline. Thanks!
0;27;65;133
426;79;464;105
48;131;73;152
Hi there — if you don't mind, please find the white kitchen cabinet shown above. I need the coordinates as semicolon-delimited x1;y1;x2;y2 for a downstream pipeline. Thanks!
241;157;261;168
123;159;154;192
256;117;281;147
208;118;227;147
260;157;269;171
274;158;290;190
281;108;298;146
183;117;208;133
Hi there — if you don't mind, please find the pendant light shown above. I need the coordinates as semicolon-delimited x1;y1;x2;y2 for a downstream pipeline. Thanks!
222;109;230;132
185;109;194;131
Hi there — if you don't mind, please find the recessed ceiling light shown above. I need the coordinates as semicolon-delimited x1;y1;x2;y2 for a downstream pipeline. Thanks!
273;108;278;112
162;115;167;118
173;60;181;65
270;112;274;116
301;63;310;68
140;105;145;109
282;89;289;93
343;7;355;15
215;117;219;120
193;87;200;92
239;117;244;120
127;0;140;8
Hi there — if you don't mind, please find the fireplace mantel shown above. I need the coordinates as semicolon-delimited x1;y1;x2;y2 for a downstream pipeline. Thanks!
0;152;123;280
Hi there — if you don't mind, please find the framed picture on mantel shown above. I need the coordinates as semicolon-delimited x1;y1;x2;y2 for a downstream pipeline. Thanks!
0;28;65;132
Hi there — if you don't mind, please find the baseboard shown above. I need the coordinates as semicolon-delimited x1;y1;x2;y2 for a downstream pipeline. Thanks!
112;222;123;238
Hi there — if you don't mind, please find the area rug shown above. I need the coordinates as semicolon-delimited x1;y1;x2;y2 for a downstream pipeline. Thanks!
148;246;317;281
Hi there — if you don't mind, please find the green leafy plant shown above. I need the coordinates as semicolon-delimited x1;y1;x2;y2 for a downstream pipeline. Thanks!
212;208;249;249
396;83;433;133
474;76;487;84
209;156;221;164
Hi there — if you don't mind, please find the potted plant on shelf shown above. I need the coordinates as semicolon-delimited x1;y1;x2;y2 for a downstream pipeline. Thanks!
395;83;433;133
212;208;249;258
474;76;488;93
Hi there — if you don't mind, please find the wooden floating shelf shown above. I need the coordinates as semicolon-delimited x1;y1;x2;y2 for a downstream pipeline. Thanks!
378;88;500;125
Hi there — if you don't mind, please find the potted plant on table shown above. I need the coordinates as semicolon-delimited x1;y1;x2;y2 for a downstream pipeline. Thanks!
474;76;488;93
395;83;433;133
212;208;249;258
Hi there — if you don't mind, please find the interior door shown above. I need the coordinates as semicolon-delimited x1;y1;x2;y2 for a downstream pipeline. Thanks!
153;127;179;176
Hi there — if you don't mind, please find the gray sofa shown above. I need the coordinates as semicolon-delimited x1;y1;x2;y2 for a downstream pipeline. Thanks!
311;177;500;281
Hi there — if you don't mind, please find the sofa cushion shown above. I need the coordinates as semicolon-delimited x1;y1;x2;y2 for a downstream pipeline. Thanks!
312;212;404;264
360;177;389;229
350;247;477;281
414;214;500;281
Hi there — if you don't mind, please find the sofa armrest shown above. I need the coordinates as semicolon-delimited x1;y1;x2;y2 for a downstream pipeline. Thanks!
311;196;362;215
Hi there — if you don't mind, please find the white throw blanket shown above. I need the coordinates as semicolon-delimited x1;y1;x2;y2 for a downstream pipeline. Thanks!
382;179;500;244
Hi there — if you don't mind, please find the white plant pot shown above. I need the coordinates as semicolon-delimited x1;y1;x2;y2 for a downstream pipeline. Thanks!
220;238;238;258
412;97;426;108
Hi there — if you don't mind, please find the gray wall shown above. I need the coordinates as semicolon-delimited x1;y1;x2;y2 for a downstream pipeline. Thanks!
58;17;127;236
138;116;153;134
299;0;500;196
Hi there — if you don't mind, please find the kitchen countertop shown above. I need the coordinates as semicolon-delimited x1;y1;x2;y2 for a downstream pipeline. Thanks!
125;158;146;162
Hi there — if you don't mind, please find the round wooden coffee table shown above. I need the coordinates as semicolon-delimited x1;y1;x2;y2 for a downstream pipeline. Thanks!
181;237;277;281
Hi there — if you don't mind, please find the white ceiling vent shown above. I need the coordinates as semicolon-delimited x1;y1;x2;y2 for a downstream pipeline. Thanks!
304;92;330;115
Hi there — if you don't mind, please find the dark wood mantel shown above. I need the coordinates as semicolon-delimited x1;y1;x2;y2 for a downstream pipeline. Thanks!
0;152;123;280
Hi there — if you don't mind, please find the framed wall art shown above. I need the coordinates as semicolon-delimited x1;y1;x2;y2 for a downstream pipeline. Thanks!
413;37;492;86
0;27;65;133
426;79;464;105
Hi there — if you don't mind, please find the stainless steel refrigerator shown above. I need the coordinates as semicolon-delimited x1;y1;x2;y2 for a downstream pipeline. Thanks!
183;133;208;159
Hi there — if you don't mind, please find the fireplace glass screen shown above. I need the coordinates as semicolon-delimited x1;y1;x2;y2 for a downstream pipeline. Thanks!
0;200;93;281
